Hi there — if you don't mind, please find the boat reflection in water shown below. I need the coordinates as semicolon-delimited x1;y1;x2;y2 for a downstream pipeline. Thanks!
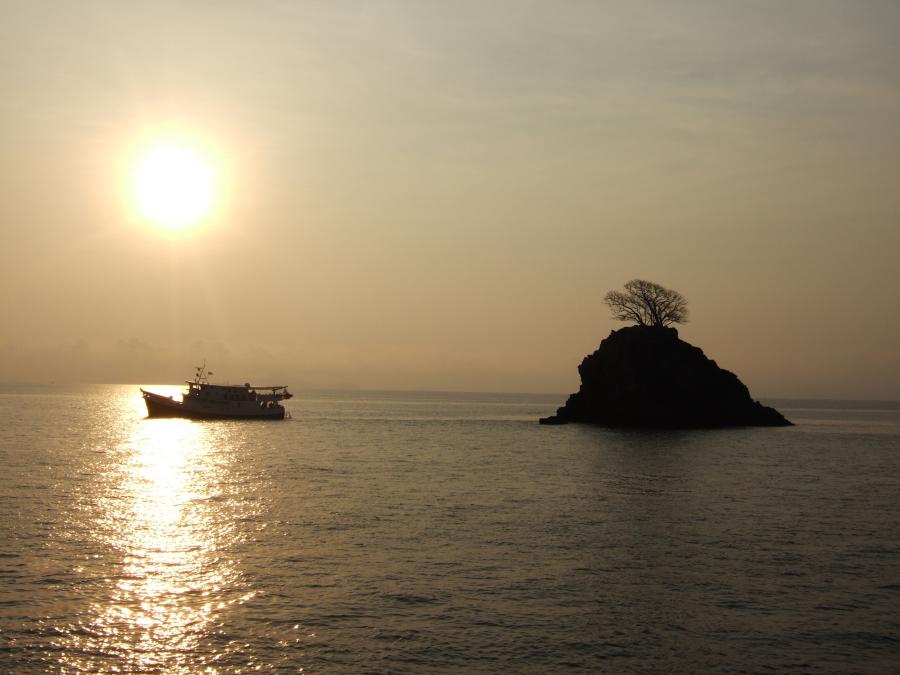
56;393;261;672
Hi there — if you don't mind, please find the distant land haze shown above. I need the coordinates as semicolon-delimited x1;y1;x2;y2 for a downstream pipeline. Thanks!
1;2;899;399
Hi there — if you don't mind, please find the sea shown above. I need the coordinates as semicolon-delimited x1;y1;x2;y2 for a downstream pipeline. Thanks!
1;385;898;673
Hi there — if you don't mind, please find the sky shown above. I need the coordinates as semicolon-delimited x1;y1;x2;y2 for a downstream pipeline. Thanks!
1;1;899;398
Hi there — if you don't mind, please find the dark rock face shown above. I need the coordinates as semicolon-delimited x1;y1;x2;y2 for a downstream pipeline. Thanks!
540;325;791;428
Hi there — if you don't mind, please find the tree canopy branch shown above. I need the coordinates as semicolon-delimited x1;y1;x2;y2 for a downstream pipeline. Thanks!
603;279;688;327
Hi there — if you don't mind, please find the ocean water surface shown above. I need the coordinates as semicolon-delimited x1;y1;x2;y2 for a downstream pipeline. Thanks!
1;385;898;672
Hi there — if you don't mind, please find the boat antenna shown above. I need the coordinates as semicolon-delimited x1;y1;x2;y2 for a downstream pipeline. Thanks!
195;360;209;384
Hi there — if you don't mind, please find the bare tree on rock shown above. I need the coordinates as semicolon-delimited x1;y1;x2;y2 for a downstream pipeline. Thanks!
604;279;688;327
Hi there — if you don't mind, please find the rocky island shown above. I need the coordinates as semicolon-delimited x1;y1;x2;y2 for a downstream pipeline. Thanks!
540;280;791;428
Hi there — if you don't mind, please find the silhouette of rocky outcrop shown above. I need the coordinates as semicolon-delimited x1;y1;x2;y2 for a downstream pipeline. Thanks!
540;326;791;427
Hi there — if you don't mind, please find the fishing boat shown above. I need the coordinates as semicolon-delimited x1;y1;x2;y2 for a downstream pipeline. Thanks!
141;364;292;420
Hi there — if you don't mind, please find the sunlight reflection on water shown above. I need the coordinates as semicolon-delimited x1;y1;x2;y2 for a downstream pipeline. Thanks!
54;395;253;672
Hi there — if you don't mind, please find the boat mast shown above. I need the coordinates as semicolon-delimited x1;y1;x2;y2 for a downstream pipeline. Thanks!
194;361;212;384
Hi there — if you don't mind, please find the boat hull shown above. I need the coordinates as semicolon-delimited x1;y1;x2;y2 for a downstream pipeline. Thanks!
141;390;286;420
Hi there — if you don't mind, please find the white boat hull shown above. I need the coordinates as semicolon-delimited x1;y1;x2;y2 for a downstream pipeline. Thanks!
141;389;286;420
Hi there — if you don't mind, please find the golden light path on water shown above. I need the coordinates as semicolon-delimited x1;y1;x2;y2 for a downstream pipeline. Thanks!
56;389;258;672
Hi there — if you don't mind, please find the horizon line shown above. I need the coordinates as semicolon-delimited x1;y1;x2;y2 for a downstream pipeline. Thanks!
2;382;900;406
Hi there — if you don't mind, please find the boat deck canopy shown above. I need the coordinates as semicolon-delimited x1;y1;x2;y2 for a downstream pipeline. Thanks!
186;382;289;389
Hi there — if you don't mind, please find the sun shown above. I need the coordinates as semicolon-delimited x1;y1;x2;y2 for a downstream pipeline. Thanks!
132;141;217;230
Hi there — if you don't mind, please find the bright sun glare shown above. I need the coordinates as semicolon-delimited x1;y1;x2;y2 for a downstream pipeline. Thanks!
133;142;217;230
